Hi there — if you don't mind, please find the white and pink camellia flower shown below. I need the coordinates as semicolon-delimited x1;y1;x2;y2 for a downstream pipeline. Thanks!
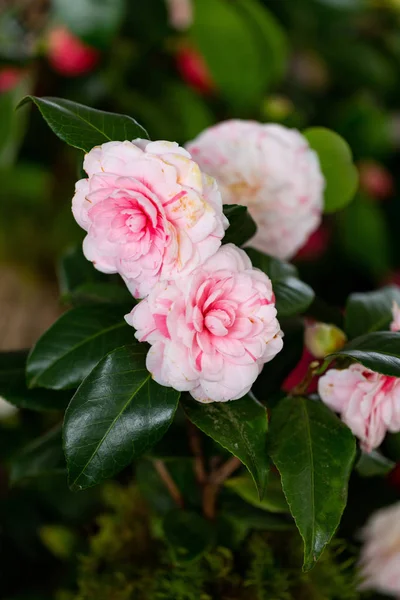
72;140;228;298
125;244;283;402
318;364;400;452
358;502;400;597
186;120;324;260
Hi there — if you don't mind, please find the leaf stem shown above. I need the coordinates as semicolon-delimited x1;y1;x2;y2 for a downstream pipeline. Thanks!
153;459;184;508
186;420;207;485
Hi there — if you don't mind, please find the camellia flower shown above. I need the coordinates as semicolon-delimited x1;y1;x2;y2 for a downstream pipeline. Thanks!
318;363;400;452
72;140;228;298
176;46;214;95
358;502;400;597
47;26;99;77
187;120;324;260
0;67;23;93
391;301;400;332
125;244;283;402
166;0;193;30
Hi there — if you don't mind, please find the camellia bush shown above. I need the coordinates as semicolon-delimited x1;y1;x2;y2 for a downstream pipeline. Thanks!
3;89;400;599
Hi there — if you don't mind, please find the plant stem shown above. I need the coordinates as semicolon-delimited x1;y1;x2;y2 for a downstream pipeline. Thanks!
203;456;241;520
153;459;184;508
186;420;207;485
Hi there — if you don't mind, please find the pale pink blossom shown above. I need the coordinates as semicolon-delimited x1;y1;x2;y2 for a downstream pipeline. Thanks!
391;301;400;332
166;0;193;30
187;120;324;260
318;364;400;452
125;244;283;402
72;140;228;298
359;502;400;597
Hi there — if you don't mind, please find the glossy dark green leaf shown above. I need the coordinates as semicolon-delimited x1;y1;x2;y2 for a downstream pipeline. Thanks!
225;472;288;513
64;282;133;308
18;97;149;153
222;204;257;247
0;350;70;411
183;394;269;498
304;127;358;213
58;245;104;296
52;0;124;48
269;397;356;571
163;510;213;563
27;306;134;390
220;497;293;532
64;344;180;490
328;331;400;377
345;286;400;340
10;425;64;485
356;450;395;478
245;247;314;317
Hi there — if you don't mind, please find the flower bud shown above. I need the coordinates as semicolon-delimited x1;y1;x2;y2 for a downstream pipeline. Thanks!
305;322;346;358
176;45;214;95
47;26;100;77
0;67;23;93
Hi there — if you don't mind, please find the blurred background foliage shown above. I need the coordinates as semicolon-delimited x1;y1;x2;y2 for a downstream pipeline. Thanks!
2;0;400;598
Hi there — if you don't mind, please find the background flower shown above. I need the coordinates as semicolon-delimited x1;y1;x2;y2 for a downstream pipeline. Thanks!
187;120;324;260
72;140;228;298
126;244;283;402
318;364;400;452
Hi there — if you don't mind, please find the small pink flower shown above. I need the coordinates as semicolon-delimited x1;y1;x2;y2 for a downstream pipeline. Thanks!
166;0;193;30
358;160;394;201
176;46;214;95
47;27;99;77
125;244;283;402
391;301;400;332
318;364;400;452
359;502;400;597
187;120;324;260
72;140;228;298
0;67;23;93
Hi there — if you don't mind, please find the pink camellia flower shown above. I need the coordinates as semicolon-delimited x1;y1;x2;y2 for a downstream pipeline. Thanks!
166;0;193;30
176;46;214;95
72;140;228;298
125;244;283;402
358;502;400;597
47;26;99;77
187;120;324;260
391;301;400;332
318;364;400;452
0;67;23;93
358;159;394;201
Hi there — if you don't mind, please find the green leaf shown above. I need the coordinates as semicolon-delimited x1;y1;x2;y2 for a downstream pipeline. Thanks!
183;394;269;498
52;0;124;48
27;306;134;390
245;247;314;317
0;72;32;168
328;331;400;377
58;245;104;297
18;97;149;153
304;127;358;213
345;286;400;339
64;344;180;490
225;472;288;513
10;425;64;485
269;397;356;571
223;205;257;247
191;0;269;108
0;350;70;411
356;450;395;477
163;510;213;563
64;282;133;307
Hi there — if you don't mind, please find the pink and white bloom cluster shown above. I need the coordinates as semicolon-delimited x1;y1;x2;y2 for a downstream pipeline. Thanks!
359;502;400;597
318;364;400;452
72;140;228;298
187;120;325;260
126;244;283;402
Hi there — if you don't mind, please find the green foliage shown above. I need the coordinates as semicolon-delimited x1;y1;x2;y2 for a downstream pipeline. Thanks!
225;471;289;513
18;97;149;153
222;205;257;247
183;394;270;498
304;127;358;213
269;397;356;571
328;331;400;377
163;510;214;563
26;306;134;390
64;345;180;490
345;286;400;339
245;248;315;317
